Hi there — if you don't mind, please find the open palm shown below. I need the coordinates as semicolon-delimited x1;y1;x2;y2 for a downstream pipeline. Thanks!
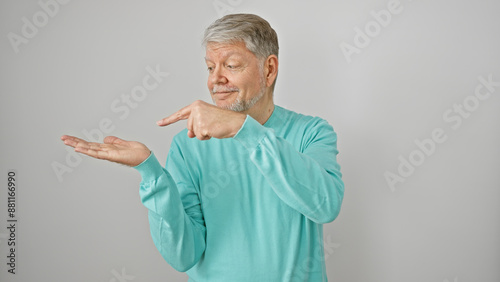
61;135;151;167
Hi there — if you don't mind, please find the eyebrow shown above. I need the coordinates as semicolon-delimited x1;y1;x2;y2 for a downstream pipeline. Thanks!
204;51;243;62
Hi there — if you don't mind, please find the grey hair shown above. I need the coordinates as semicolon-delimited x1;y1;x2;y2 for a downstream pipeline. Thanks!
202;13;279;61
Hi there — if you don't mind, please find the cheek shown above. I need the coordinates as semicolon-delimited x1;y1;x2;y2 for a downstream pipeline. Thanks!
225;74;241;89
250;77;263;91
207;76;214;89
234;74;254;90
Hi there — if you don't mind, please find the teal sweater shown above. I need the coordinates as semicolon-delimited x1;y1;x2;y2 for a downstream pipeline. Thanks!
134;105;344;281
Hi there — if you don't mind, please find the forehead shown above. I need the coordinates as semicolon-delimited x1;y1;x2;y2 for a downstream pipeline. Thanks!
205;42;255;61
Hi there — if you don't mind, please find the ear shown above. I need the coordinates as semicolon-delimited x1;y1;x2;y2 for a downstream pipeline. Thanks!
263;55;279;88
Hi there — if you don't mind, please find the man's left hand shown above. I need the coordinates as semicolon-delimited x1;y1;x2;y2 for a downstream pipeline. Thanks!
157;100;246;140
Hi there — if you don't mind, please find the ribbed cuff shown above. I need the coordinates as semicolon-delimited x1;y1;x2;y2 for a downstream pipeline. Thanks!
233;115;269;150
133;152;164;181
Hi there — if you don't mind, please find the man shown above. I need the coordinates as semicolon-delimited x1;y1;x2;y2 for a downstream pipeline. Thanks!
61;14;344;281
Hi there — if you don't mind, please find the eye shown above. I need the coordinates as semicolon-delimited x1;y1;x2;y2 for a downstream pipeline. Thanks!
226;63;240;70
207;66;214;72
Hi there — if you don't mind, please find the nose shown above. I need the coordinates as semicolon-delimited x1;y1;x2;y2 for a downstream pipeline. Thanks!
210;66;228;85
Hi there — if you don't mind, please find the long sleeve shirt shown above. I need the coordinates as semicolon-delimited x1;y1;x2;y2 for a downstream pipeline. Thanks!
134;105;344;281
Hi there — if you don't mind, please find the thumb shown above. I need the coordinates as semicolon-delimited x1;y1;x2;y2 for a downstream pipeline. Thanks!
103;136;126;144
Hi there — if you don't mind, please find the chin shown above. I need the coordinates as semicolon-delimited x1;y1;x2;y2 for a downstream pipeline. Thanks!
213;98;235;110
217;102;240;112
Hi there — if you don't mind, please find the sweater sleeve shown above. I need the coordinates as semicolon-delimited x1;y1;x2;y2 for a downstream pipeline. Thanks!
133;145;206;272
233;114;344;224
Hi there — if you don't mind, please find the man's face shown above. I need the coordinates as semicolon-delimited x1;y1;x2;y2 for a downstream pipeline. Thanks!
205;42;266;112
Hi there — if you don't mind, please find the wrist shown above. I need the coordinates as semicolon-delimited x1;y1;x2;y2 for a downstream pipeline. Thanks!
231;113;247;137
129;150;152;167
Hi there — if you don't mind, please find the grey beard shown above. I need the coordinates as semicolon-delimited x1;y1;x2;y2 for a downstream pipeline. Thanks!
213;72;267;112
222;90;265;112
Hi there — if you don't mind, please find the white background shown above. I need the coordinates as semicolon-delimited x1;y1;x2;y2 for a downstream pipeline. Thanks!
1;0;499;281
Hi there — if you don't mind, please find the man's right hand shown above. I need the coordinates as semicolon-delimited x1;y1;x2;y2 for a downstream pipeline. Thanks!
61;135;151;167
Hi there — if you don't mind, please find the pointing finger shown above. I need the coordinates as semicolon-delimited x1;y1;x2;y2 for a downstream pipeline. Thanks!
157;105;192;127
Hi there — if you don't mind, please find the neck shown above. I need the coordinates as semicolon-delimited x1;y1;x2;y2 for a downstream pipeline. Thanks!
243;91;275;125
